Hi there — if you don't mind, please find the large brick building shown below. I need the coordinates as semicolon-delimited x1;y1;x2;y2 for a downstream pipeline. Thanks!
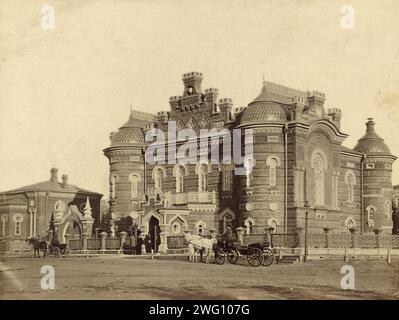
0;168;102;252
104;72;396;251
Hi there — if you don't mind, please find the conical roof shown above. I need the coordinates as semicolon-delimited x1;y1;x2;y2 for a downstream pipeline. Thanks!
354;118;391;155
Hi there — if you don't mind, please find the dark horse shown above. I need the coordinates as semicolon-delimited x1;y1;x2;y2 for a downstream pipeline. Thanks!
28;237;48;258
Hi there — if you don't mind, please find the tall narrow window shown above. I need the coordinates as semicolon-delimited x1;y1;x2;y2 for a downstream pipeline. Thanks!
223;213;233;233
174;165;186;193
110;174;118;199
244;158;254;188
366;206;376;227
312;154;325;206
153;168;164;191
129;174;140;198
196;221;206;236
332;173;339;209
345;171;355;202
1;215;7;236
13;214;23;236
244;218;255;235
221;164;233;191
198;163;208;192
268;158;278;187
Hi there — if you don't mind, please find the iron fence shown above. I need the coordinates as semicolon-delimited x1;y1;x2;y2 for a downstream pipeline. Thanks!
105;238;120;250
167;236;186;249
69;239;82;250
87;238;101;250
271;233;299;248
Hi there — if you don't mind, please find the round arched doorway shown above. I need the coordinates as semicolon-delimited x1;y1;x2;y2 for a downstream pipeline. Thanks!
62;220;82;243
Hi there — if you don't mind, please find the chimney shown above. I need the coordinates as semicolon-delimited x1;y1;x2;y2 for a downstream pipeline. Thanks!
62;174;68;188
50;168;58;182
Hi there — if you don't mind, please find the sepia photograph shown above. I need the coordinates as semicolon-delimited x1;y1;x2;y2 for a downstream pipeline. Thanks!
1;0;399;306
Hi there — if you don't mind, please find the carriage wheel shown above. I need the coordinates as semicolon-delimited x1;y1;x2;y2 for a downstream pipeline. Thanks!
214;250;225;265
227;249;239;264
247;247;263;267
53;247;61;258
262;248;274;267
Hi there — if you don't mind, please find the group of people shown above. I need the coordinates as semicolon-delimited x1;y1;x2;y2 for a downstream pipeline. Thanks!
133;232;161;255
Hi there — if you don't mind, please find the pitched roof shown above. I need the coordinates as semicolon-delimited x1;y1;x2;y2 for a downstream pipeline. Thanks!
3;180;102;196
251;81;308;105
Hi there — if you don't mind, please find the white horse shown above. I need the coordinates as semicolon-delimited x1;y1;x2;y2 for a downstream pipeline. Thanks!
184;232;217;263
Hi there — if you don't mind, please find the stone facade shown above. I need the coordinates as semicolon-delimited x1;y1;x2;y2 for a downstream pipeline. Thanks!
0;168;102;252
103;72;397;248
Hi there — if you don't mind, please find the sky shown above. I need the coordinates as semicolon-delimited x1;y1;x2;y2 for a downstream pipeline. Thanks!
0;0;398;199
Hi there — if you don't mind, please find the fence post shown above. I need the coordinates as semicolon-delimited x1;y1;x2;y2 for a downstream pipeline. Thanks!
82;234;88;254
100;231;107;253
64;234;70;251
323;227;330;249
235;227;245;246
119;231;127;254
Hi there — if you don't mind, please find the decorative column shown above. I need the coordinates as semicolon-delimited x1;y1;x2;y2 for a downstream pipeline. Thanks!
158;224;169;254
235;227;245;245
29;210;33;238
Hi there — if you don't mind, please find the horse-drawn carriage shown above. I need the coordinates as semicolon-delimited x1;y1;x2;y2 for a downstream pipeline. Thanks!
28;237;67;258
184;231;275;267
221;240;274;267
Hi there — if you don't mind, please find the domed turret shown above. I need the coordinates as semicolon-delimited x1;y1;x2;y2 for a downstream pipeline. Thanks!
354;118;392;155
109;111;147;147
355;118;397;234
240;83;288;125
103;109;155;229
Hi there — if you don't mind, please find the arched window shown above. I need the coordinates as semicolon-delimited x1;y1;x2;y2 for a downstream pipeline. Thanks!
198;163;208;192
244;158;254;188
13;214;23;236
345;171;356;202
244;218;255;235
344;216;356;232
173;165;187;193
312;153;325;206
267;218;279;234
1;214;7;236
196;221;206;236
110;174;118;199
266;157;279;187
152;167;166;191
129;173;141;198
223;213;233;233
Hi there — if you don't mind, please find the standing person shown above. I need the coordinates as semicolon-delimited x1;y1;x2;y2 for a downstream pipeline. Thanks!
145;234;152;253
222;226;233;250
